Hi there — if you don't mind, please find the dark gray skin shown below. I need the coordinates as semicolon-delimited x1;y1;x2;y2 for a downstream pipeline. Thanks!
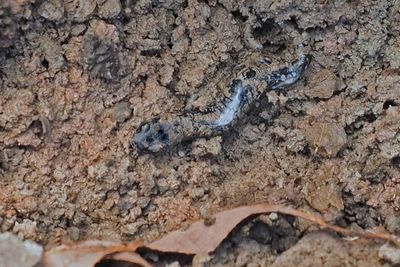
133;54;310;153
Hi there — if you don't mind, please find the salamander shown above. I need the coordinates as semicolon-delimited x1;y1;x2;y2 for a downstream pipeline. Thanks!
133;52;310;153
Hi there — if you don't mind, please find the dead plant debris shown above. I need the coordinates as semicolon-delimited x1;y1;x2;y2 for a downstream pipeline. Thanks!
42;204;400;267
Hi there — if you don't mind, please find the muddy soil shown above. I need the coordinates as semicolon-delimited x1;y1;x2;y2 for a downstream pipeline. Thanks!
0;0;399;266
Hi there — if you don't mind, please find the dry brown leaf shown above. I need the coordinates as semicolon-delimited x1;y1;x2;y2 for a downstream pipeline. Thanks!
145;204;400;255
106;252;153;267
42;204;400;266
43;240;149;267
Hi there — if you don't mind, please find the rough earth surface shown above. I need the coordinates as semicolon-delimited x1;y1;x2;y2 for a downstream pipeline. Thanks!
0;0;399;266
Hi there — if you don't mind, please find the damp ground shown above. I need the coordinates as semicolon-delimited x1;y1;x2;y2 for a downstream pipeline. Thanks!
0;0;399;266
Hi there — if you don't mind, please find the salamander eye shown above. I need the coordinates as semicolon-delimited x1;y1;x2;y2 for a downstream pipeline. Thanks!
155;128;167;140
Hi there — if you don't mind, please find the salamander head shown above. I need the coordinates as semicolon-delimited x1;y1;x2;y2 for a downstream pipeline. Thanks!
133;120;170;153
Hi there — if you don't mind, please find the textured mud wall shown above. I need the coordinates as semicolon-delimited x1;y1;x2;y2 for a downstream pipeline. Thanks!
0;0;399;264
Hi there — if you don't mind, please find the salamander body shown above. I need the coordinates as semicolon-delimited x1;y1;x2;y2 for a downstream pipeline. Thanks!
133;53;310;153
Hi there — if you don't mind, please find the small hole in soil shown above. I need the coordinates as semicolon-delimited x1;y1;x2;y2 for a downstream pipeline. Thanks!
287;15;300;30
383;99;397;109
231;10;248;22
167;36;173;49
391;156;400;168
29;119;44;137
139;74;148;83
119;14;130;25
253;19;276;37
41;59;49;69
140;49;161;57
365;112;377;122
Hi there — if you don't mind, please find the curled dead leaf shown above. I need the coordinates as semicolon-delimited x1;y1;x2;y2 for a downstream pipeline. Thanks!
104;252;153;267
43;240;148;267
42;204;400;266
144;204;400;255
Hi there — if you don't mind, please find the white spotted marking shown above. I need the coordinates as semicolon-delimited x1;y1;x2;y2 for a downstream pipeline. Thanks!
213;82;244;127
271;54;307;90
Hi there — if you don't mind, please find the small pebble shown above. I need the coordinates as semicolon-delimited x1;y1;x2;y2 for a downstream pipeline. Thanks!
305;122;347;157
379;243;400;265
98;0;121;19
305;69;337;99
68;227;80;241
0;232;43;267
269;212;279;221
38;0;64;22
112;102;131;123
